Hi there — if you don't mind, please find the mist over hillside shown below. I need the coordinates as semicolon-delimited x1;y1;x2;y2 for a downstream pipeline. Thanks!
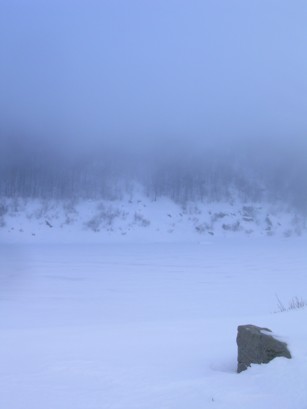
0;133;306;215
0;0;306;215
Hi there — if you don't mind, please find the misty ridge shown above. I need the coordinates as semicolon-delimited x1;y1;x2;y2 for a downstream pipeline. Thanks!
0;1;306;216
0;133;306;214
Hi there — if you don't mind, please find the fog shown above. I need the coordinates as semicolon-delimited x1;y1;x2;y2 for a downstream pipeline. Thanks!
0;1;306;210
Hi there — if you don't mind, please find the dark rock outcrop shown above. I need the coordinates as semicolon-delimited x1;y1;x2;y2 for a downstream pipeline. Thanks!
237;324;291;373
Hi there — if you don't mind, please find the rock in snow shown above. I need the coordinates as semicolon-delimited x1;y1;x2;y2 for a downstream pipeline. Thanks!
237;324;291;373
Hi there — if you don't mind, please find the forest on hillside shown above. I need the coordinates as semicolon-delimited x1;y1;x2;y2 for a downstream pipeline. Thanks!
0;135;306;213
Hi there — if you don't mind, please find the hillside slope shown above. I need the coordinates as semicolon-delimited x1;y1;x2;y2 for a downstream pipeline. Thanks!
1;196;306;243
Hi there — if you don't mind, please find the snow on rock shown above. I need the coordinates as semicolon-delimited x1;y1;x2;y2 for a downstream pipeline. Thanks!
236;324;291;373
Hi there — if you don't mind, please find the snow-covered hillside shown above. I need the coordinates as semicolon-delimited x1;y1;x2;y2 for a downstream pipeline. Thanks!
1;195;306;243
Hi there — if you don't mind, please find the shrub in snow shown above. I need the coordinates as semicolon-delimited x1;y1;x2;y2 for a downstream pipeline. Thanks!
212;212;228;222
0;202;8;217
283;229;293;238
275;295;306;313
0;201;8;228
222;221;241;232
85;204;124;232
290;214;306;236
86;214;102;232
265;215;272;226
133;213;150;227
0;217;5;228
195;222;211;233
242;205;256;218
33;200;58;220
63;199;78;214
183;205;201;215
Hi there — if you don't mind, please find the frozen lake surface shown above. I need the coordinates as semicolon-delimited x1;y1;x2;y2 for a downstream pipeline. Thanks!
0;238;306;408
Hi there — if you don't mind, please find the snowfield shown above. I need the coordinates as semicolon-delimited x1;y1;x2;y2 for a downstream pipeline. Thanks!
0;237;307;409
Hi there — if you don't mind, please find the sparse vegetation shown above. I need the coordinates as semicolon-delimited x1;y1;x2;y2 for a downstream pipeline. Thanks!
0;201;8;217
85;205;123;232
212;212;228;222
195;222;211;233
275;294;306;313
134;213;150;227
222;221;241;232
242;205;256;218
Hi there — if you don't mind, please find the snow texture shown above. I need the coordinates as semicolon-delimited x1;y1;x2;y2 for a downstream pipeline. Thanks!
0;233;307;408
0;196;306;244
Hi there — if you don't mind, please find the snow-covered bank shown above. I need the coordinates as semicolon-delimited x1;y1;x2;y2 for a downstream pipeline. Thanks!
1;196;306;243
0;240;307;408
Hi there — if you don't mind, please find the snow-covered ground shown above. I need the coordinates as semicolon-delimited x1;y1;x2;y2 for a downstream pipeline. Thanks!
0;237;306;408
1;196;306;243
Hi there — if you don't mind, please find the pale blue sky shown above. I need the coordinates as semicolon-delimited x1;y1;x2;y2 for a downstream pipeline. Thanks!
0;0;306;153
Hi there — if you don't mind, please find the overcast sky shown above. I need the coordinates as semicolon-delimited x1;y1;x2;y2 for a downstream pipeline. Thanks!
0;0;306;155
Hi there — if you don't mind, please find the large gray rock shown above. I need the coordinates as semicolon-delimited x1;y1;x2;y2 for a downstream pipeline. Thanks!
237;324;291;373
